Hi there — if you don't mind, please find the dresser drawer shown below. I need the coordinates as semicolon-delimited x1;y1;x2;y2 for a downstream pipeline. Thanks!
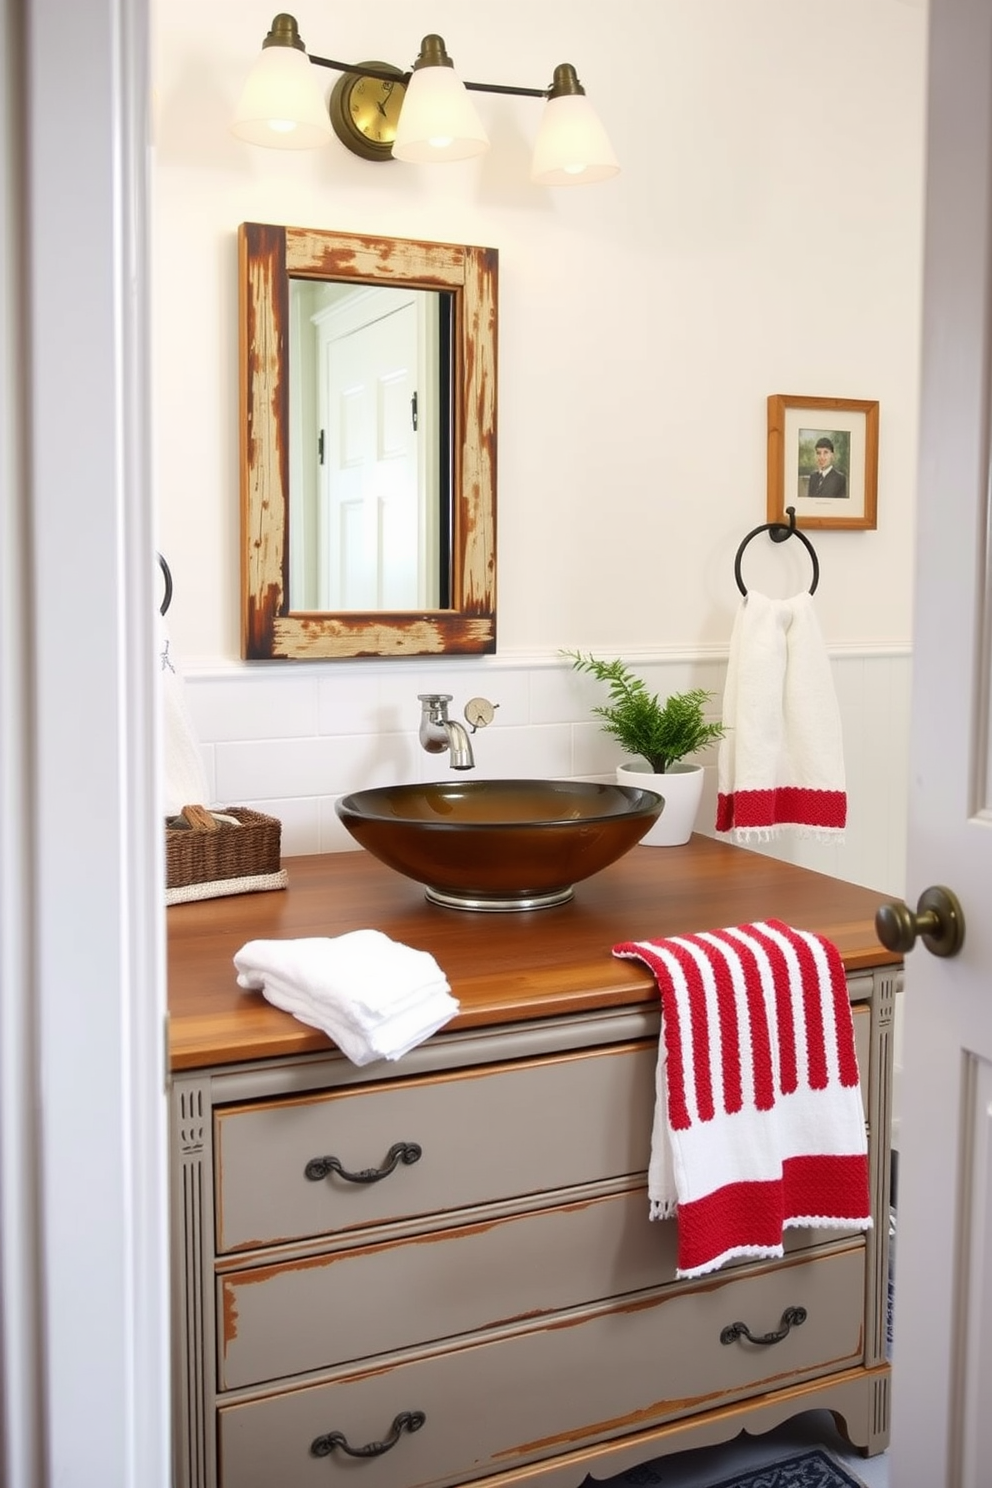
214;1042;657;1253
219;1185;678;1389
219;1192;862;1391
217;1243;865;1488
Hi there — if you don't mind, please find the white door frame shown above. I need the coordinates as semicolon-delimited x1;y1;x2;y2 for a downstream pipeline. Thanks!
892;0;992;1483
1;1;170;1485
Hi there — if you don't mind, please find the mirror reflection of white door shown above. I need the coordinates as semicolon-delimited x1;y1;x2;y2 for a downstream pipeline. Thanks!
317;289;420;610
891;1;992;1483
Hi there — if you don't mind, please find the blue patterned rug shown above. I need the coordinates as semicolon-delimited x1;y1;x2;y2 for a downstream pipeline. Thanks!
601;1446;868;1487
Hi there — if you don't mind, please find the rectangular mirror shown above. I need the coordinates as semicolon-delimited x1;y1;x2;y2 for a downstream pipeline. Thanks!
288;279;451;612
239;223;498;659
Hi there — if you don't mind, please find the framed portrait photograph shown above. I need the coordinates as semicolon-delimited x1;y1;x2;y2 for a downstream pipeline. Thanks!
767;394;879;531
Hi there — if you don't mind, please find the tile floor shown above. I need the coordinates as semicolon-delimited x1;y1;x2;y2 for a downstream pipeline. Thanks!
592;1411;888;1488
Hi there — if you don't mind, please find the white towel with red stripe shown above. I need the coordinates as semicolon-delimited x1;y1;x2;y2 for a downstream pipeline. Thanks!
613;920;871;1279
715;590;846;841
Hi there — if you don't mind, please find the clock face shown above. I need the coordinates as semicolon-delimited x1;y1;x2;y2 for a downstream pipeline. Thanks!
329;63;406;162
349;75;404;146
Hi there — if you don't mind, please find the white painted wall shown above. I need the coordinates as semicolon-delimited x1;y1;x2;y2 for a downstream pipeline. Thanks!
153;0;926;666
153;0;923;901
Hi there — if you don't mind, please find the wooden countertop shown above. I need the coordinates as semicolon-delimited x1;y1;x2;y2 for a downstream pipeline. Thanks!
167;835;899;1072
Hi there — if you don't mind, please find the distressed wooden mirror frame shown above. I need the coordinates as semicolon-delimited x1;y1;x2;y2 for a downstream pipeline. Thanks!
239;222;498;659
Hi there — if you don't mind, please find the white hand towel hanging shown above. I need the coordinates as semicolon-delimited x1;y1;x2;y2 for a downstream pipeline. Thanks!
715;590;846;842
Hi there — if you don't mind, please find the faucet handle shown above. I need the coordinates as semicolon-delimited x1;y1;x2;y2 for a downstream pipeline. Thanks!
418;693;453;704
464;697;498;732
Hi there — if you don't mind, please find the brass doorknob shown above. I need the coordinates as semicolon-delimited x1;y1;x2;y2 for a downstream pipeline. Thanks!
875;885;965;958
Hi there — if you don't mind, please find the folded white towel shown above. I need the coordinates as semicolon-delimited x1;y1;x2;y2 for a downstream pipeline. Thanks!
234;930;459;1066
715;590;846;842
254;980;457;1065
236;931;449;1017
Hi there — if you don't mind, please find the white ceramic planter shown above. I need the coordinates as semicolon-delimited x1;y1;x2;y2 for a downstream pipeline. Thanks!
616;760;705;846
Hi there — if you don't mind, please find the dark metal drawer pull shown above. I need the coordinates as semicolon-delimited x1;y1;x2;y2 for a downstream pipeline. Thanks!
311;1410;426;1459
720;1305;807;1346
304;1141;422;1184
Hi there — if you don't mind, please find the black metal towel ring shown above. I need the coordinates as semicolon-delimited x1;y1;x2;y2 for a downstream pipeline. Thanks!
733;506;819;597
157;552;173;616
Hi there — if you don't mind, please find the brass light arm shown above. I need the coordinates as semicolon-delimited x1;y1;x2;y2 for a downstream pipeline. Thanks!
308;53;554;99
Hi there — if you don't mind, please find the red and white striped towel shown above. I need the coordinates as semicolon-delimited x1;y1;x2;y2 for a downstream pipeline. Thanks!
613;920;871;1279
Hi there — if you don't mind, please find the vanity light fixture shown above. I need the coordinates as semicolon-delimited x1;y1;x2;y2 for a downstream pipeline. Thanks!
231;14;620;184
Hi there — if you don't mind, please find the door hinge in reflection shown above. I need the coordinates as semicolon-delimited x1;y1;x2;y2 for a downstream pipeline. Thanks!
411;391;418;432
318;429;325;465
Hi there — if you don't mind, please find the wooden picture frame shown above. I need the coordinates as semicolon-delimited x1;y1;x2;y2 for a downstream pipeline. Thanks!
767;394;879;531
238;223;498;660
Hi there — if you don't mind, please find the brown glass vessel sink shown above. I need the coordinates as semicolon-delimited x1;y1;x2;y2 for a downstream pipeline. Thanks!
334;779;664;911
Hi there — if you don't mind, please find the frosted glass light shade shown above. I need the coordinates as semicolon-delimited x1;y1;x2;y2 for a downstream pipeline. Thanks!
531;93;620;185
392;66;489;163
231;45;332;149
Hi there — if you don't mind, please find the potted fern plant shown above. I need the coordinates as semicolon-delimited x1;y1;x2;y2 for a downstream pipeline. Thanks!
564;651;726;845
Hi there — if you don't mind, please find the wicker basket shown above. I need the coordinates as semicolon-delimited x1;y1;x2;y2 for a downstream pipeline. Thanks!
165;807;282;891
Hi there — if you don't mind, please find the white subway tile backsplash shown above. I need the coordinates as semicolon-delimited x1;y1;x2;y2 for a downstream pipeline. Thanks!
419;722;572;781
214;732;420;802
632;660;695;698
318;796;356;853
238;796;320;857
183;650;911;897
743;831;846;884
832;654;866;713
417;667;531;726
188;674;318;742
316;672;386;735
697;763;720;833
529;663;594;725
687;660;727;700
572;719;626;777
199;743;216;806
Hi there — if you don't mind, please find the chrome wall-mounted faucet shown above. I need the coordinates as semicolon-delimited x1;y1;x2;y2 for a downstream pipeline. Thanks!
418;694;474;769
418;693;497;770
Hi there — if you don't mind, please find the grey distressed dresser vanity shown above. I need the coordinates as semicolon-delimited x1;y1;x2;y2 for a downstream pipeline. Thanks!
168;837;899;1488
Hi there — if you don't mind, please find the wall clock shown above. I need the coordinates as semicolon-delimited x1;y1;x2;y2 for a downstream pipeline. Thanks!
328;63;407;162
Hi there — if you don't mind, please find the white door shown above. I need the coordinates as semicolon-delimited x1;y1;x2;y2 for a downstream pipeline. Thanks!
891;1;992;1483
319;293;420;610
